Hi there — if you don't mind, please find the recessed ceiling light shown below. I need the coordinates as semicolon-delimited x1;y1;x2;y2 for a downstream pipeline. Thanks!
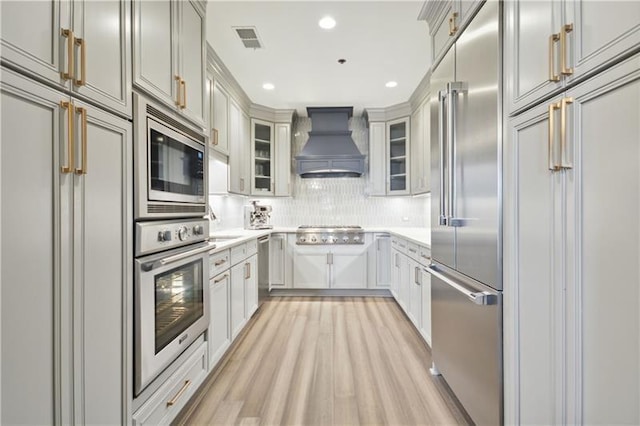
319;16;336;30
385;81;398;88
262;83;275;90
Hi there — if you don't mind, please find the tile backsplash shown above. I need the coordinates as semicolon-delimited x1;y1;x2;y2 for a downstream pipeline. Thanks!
209;116;430;230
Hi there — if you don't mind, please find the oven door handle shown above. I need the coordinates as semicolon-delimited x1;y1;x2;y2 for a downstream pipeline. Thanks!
141;244;213;272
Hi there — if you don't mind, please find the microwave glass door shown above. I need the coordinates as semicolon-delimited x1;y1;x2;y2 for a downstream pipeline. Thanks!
154;259;204;354
148;119;205;204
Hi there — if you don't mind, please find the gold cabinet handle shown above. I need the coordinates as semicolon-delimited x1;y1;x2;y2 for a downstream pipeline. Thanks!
245;262;250;279
240;178;245;191
560;97;574;169
548;33;560;82
61;29;75;80
560;23;574;76
548;102;561;171
212;128;219;145
448;12;459;36
175;75;182;107
214;258;227;267
74;37;86;86
181;79;187;109
166;380;191;407
213;273;229;284
60;101;74;173
74;106;88;175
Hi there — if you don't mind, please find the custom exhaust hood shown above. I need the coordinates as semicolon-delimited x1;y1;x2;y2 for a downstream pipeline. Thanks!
295;107;365;178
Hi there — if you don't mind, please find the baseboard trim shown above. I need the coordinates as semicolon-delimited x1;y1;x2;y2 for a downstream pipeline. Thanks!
268;288;393;298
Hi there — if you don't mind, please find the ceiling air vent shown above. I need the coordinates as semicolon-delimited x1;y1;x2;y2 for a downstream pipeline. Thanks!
234;26;263;49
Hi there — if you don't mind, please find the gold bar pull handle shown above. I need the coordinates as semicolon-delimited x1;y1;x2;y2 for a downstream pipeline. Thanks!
448;12;459;36
61;29;75;80
560;97;574;169
181;79;187;109
548;102;561;171
212;128;219;145
560;23;574;76
548;33;560;82
60;101;74;173
74;106;88;175
175;75;182;107
166;380;191;407
74;37;86;86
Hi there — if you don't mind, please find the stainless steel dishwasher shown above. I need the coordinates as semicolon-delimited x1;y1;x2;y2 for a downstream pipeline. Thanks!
257;235;270;307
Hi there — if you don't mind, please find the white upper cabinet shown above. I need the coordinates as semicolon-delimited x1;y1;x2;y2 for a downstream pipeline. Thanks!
251;119;275;195
1;0;132;117
410;97;431;195
368;121;387;196
228;100;250;195
274;123;292;196
505;0;640;114
209;77;230;155
133;0;205;127
387;117;411;195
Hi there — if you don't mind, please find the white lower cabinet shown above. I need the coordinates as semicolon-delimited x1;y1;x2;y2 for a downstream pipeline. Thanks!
132;341;207;426
419;266;432;346
292;244;368;289
391;249;401;298
373;233;391;288
269;233;286;288
230;261;247;339
244;254;258;318
208;271;230;368
1;67;131;424
407;259;422;327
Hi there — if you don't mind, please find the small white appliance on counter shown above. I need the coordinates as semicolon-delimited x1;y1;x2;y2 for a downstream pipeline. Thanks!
244;200;273;230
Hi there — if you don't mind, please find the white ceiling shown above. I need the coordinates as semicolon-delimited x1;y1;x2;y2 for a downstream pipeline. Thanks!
206;1;431;116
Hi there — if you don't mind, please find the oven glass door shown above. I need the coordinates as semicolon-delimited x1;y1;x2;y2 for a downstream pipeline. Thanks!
135;246;210;394
154;259;204;354
148;118;205;204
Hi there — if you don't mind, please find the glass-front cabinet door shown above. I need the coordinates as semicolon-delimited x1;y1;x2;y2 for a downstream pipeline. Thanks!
251;119;275;195
387;117;410;195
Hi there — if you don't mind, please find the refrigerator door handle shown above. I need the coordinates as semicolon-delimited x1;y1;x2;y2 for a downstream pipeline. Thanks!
426;266;497;305
438;90;448;226
447;82;467;228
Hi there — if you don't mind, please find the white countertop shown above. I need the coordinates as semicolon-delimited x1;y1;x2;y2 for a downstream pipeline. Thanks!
208;226;430;252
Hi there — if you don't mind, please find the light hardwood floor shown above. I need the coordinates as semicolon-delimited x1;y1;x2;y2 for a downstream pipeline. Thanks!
176;297;471;426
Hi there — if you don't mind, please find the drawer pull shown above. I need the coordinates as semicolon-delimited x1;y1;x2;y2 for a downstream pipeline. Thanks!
166;380;191;407
214;258;227;267
409;248;417;253
213;273;229;284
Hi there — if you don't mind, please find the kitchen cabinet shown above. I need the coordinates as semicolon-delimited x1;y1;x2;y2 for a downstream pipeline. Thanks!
420;0;483;67
230;261;247;339
387;117;411;194
396;250;410;312
419;267;432;345
269;233;288;288
208;76;230;155
208;271;231;369
391;249;401;298
244;254;258;319
133;0;205;127
407;259;422;328
368;122;387;196
504;54;640;425
373;233;391;288
274;123;292;196
1;0;132;117
410;96;431;194
293;243;369;289
251;119;275;195
228;100;250;195
1;68;131;424
505;0;640;114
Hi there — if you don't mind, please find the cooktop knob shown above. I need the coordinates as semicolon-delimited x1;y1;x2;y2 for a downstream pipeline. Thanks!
311;236;317;242
178;226;189;241
332;237;338;243
353;236;361;242
342;236;349;242
322;236;328;242
299;237;306;242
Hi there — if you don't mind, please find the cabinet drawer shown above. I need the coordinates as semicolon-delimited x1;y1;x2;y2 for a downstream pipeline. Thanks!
133;342;208;426
230;243;247;265
418;245;431;266
407;242;420;260
394;238;408;254
246;239;258;257
209;249;230;278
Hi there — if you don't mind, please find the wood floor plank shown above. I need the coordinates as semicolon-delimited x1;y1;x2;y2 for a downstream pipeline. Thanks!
177;297;471;426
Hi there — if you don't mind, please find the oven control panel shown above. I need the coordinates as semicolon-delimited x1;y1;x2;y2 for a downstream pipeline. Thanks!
136;218;209;256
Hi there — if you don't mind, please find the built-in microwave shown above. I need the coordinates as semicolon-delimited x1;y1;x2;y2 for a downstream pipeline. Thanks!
134;93;208;219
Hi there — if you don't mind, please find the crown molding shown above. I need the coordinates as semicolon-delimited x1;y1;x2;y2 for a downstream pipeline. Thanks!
207;43;252;113
249;104;296;123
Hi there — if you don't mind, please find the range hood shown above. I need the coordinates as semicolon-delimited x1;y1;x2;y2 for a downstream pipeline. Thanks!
295;107;365;178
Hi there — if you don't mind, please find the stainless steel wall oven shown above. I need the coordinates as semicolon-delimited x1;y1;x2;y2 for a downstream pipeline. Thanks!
133;216;210;395
134;93;207;219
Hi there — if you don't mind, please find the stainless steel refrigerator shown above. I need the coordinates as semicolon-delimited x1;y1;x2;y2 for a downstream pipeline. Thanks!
429;1;502;425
